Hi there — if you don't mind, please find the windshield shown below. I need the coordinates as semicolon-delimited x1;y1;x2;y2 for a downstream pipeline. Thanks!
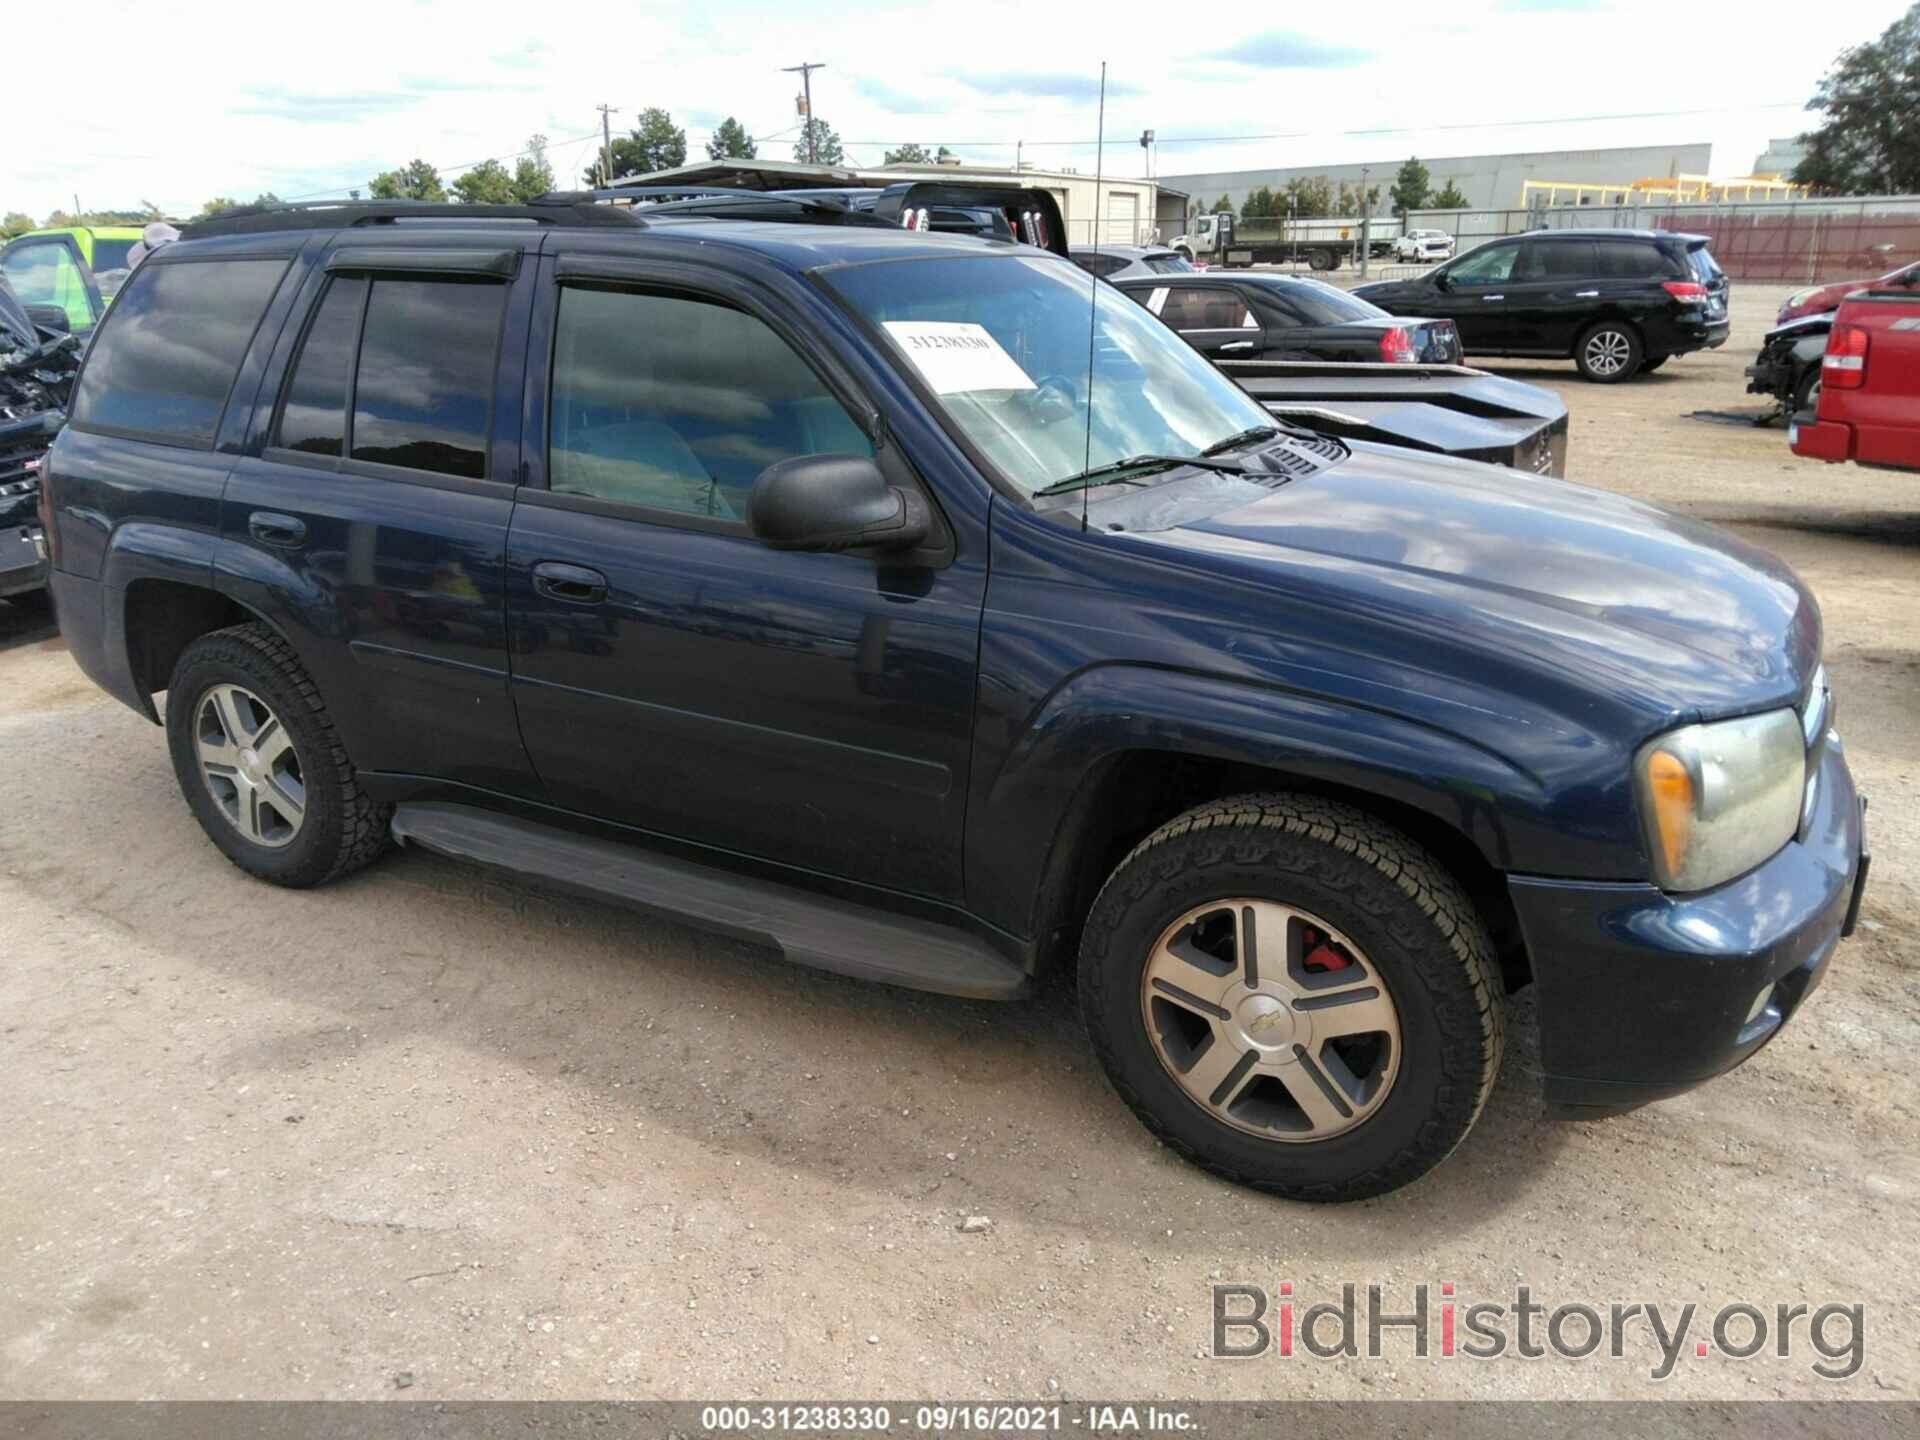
826;253;1275;496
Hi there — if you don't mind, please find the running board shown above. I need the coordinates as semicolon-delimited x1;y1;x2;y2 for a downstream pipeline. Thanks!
390;802;1029;1001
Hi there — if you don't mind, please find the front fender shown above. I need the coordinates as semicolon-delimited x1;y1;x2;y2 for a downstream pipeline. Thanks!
966;662;1549;940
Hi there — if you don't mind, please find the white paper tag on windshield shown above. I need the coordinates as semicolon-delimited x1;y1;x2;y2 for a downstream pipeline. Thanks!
883;322;1036;394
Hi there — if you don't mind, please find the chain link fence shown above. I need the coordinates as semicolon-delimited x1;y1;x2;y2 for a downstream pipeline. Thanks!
1402;196;1920;283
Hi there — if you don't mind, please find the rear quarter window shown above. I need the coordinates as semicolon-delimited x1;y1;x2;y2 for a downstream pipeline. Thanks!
1594;240;1686;281
69;257;289;446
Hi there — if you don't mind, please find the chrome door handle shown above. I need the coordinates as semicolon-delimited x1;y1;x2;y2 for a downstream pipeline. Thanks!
531;560;609;605
248;511;307;548
1218;341;1255;352
1482;294;1504;301
1574;290;1599;298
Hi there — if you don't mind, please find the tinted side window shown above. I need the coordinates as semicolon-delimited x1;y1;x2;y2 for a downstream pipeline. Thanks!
1160;286;1254;330
1521;240;1597;280
351;278;504;480
1594;241;1681;281
549;286;873;521
1447;243;1518;284
70;258;288;445
274;276;367;457
1143;254;1194;274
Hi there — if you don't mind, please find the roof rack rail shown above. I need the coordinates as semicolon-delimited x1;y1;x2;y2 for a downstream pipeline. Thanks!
586;186;904;229
183;198;645;240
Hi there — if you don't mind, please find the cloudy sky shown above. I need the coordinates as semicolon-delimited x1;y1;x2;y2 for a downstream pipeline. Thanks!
7;0;1910;221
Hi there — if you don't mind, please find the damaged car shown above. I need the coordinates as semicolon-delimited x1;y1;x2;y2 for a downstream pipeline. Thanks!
1;276;80;605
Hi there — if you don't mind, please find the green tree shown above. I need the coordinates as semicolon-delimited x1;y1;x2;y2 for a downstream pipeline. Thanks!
1334;181;1381;216
793;118;845;165
1792;2;1920;194
2;211;34;237
369;159;447;201
1210;194;1235;213
936;146;958;163
198;197;239;217
1390;157;1431;218
43;210;78;228
587;108;687;184
1284;177;1332;218
1242;185;1278;219
1430;180;1470;210
451;159;516;205
706;117;757;161
884;142;933;165
510;135;555;201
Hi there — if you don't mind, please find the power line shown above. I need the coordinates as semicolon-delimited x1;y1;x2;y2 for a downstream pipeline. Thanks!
835;99;1810;153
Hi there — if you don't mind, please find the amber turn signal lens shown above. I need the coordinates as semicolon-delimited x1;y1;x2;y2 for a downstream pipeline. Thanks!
1645;749;1695;881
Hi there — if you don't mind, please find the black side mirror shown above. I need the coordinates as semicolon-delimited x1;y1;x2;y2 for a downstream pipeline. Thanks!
748;454;930;553
1430;271;1450;291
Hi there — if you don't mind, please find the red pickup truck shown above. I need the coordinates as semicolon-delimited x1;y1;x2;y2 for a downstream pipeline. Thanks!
1792;288;1920;472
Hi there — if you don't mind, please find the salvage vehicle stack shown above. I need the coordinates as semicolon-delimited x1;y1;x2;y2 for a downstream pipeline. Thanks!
0;276;78;606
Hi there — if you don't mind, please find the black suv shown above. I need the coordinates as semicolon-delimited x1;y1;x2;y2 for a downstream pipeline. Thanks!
1354;229;1731;382
41;197;1865;1202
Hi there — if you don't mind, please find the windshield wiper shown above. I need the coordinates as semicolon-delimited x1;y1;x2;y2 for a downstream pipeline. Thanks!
1033;452;1250;498
1202;425;1280;456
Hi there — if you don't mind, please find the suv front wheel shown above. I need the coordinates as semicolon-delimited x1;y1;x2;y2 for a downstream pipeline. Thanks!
1078;794;1504;1201
166;622;391;887
1574;319;1642;382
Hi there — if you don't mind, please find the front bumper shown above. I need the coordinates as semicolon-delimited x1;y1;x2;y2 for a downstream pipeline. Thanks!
1509;739;1865;1118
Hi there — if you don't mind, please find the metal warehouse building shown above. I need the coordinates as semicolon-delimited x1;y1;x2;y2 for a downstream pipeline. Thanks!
1161;142;1715;217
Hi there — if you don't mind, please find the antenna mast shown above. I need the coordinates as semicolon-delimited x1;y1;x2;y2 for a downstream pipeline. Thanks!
1081;61;1107;535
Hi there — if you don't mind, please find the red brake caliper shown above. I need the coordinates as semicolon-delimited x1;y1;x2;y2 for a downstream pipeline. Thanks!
1301;926;1355;974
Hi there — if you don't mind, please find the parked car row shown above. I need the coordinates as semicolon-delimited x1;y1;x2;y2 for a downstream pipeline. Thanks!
36;184;1865;1205
1747;257;1920;416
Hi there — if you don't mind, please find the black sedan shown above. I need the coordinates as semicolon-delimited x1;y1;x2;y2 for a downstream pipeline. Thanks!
1111;272;1462;366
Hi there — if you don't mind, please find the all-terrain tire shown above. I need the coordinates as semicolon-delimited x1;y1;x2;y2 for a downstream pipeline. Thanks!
1078;793;1504;1202
165;622;391;887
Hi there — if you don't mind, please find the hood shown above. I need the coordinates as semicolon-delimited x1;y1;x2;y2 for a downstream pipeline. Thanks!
1098;441;1819;723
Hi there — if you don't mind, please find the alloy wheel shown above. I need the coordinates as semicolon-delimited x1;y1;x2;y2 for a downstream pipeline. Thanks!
1140;900;1401;1142
1583;329;1633;376
194;683;306;848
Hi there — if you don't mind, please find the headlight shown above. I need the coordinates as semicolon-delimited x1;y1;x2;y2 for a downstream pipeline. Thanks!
1634;709;1805;892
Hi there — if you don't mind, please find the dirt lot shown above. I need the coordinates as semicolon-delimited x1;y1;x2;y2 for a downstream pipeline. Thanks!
1;281;1915;1402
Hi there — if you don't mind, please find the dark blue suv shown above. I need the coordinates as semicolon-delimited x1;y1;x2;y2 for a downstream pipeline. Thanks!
39;196;1867;1201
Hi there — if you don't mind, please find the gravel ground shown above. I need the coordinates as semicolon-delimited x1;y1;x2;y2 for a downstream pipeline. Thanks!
1;282;1915;1402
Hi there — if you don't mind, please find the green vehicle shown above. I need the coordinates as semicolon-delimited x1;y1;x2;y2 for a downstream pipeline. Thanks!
0;225;144;333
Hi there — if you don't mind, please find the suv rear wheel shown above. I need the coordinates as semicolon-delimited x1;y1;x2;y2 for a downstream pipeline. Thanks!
1574;320;1642;382
166;622;391;887
1078;793;1503;1201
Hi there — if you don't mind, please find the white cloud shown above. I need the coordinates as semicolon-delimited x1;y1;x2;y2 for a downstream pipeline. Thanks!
7;0;1911;221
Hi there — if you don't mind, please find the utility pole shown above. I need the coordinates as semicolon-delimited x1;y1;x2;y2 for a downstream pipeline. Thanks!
596;104;620;187
783;62;826;163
